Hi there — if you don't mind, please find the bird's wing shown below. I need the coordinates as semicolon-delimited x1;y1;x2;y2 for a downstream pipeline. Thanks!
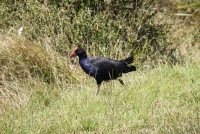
89;57;122;73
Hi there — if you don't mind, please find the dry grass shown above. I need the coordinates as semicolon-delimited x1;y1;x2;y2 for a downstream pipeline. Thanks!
0;34;77;112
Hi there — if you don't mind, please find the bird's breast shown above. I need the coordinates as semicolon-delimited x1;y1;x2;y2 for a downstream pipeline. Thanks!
79;59;98;77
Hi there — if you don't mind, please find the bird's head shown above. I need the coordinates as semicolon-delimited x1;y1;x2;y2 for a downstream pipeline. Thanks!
69;46;87;58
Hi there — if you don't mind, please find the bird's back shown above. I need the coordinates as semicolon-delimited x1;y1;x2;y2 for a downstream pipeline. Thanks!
89;56;136;82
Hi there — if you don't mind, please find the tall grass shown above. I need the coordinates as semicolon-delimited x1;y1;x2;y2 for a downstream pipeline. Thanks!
0;34;75;83
1;0;199;65
0;34;77;110
0;0;200;133
0;0;174;64
0;63;199;133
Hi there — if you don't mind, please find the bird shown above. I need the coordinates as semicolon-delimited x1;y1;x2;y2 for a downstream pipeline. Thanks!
69;46;136;95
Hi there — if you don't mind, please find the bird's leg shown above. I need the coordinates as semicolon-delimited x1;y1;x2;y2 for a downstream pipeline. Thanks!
96;85;100;95
118;79;125;85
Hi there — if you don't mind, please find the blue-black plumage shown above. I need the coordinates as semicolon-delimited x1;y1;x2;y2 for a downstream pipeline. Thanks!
70;46;136;95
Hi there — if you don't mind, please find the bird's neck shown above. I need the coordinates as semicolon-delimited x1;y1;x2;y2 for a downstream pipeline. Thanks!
78;55;91;74
78;53;87;61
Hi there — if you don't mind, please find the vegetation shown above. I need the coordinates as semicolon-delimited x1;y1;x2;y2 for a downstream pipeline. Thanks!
176;2;200;16
0;0;200;133
0;63;199;133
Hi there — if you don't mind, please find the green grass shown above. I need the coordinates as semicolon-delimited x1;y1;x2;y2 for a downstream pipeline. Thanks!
0;1;200;133
0;63;199;133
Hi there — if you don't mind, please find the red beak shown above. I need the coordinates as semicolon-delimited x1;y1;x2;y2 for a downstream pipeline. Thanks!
69;47;78;58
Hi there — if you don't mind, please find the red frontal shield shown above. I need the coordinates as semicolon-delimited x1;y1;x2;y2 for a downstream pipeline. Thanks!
69;47;78;58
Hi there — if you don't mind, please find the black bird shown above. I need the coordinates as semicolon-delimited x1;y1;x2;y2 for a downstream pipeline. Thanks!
70;46;136;95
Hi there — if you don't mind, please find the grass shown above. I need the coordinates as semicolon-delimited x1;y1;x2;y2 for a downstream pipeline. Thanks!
0;0;200;133
0;62;199;133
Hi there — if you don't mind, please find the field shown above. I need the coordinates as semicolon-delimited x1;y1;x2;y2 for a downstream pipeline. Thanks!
0;63;200;133
0;0;200;133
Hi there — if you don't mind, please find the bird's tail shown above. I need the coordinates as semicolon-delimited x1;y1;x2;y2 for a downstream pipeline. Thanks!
124;65;136;73
120;56;134;64
120;56;136;73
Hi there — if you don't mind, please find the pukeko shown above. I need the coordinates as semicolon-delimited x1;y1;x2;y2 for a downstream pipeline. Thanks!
70;46;136;95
